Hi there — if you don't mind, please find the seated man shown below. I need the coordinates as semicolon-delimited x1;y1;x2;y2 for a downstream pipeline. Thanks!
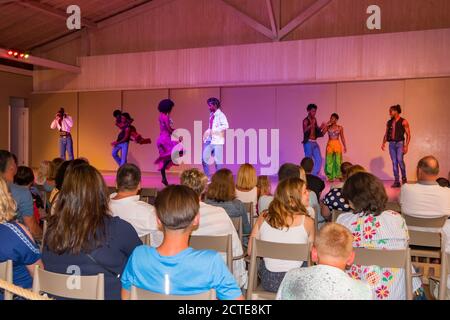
180;168;247;288
120;185;244;300
109;164;162;245
301;157;325;200
400;156;450;289
277;223;372;300
0;150;42;239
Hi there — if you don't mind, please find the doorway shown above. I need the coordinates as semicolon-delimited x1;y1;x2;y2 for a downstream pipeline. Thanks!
9;97;29;166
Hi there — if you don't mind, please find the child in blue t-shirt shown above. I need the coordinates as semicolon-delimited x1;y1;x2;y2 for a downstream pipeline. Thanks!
121;185;243;300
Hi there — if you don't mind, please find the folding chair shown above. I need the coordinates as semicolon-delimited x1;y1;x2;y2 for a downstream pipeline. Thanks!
32;266;105;300
140;234;152;246
243;202;257;227
403;215;447;284
130;286;216;300
40;219;48;252
140;188;158;205
230;216;243;245
429;252;449;300
246;238;311;300
189;235;233;272
0;260;13;300
353;247;413;300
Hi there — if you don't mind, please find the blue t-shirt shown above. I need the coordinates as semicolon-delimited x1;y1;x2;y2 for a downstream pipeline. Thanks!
0;222;41;300
8;183;34;223
121;246;242;300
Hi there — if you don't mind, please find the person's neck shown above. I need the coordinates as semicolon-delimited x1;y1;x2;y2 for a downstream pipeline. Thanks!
418;177;438;185
157;230;191;257
317;257;347;271
394;115;401;121
113;190;138;200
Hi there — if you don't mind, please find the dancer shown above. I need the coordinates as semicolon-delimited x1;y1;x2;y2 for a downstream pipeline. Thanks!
50;108;74;160
202;97;229;179
154;99;183;186
302;104;327;176
322;113;347;182
381;104;411;188
112;110;132;167
114;110;152;145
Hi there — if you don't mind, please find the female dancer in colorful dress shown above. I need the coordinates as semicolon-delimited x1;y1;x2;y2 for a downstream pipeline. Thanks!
154;99;183;186
323;113;347;182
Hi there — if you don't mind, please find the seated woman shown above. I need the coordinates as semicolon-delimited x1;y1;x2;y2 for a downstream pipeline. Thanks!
257;175;272;216
42;163;141;300
235;164;258;215
0;177;43;300
121;185;243;300
248;177;315;293
337;172;424;300
205;169;251;238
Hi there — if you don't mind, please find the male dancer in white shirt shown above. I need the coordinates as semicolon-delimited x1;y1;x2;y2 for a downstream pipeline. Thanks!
202;98;229;179
50;107;74;160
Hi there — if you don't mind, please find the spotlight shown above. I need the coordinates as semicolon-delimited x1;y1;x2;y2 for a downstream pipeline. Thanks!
19;53;24;58
13;52;18;57
5;49;30;60
7;50;13;56
24;54;29;59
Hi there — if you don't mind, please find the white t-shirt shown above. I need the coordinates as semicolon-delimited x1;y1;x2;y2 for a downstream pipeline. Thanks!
236;187;258;215
192;202;247;288
109;194;163;245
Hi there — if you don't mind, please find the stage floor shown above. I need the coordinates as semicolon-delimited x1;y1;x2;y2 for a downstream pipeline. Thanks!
102;171;402;202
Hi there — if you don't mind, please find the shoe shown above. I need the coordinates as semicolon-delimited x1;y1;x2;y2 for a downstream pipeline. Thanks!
162;178;169;186
402;178;407;185
391;182;401;188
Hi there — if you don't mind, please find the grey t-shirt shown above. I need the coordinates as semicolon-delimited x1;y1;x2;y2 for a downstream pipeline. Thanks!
9;183;34;223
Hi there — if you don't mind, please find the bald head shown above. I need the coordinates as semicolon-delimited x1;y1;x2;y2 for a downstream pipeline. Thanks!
417;156;439;181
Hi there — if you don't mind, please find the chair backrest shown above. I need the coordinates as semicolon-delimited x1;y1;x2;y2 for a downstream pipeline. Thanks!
243;202;256;226
246;238;311;300
189;235;233;272
403;215;447;248
32;266;105;300
40;219;48;252
230;216;243;244
0;260;13;300
130;286;216;300
403;215;447;229
140;188;158;204
438;252;450;300
386;202;401;212
353;247;413;300
140;234;152;246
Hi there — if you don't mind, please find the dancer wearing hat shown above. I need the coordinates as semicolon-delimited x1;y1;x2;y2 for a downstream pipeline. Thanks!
50;107;74;160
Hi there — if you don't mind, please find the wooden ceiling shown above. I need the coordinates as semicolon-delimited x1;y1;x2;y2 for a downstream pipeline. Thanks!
0;0;152;50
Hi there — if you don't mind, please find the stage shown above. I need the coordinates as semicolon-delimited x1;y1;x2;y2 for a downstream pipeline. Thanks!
101;171;402;202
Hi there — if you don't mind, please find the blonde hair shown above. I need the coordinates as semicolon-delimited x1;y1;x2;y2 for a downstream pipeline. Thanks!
257;175;272;198
314;223;353;259
266;178;308;229
0;178;17;223
180;168;208;197
36;160;51;184
236;164;257;191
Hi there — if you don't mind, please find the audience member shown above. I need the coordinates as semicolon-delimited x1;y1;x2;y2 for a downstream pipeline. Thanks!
337;172;423;300
121;185;244;300
109;164;162;245
400;156;450;290
257;175;272;215
43;157;64;194
42;163;141;300
301;157;325;200
436;177;450;188
248;178;314;293
277;223;372;300
14;166;44;225
35;160;50;186
181;168;247;288
235;163;258;214
0;177;43;300
205;169;251;237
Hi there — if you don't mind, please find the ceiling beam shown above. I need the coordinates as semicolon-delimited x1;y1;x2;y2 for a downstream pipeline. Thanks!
278;0;333;40
265;0;278;39
17;0;97;29
0;48;81;73
0;64;33;77
216;0;276;41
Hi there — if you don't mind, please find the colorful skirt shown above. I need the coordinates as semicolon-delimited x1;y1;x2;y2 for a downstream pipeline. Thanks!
325;139;343;180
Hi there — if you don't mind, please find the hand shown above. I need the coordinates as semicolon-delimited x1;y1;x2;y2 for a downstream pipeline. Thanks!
343;147;347;154
403;145;409;154
381;143;386;151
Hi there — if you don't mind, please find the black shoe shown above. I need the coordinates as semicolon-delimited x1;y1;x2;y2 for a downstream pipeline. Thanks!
391;182;401;188
162;178;169;186
402;178;407;185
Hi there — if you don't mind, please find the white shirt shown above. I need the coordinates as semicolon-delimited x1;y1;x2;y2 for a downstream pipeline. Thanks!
192;202;247;288
50;115;73;133
109;194;163;245
206;109;229;145
236;187;258;216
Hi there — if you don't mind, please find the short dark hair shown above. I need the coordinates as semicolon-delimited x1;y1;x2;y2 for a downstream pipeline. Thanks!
390;104;402;114
300;157;314;174
343;172;388;216
158;99;175;114
122;112;133;122
278;163;300;182
14;166;34;186
331;113;339;120
155;185;200;230
340;162;353;178
116;164;141;192
113;109;122;118
436;178;450;188
307;104;317;111
207;97;221;108
55;161;72;190
418;156;439;176
0;150;14;174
